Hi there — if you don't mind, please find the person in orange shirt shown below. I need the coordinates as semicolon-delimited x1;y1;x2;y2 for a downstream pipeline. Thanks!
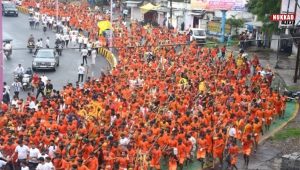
228;140;239;170
118;151;129;170
196;134;206;168
150;144;162;169
168;153;178;170
253;118;262;151
77;159;89;170
177;138;187;169
213;133;225;168
242;134;254;168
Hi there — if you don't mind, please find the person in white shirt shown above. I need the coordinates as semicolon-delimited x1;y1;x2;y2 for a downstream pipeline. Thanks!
0;159;7;168
40;74;48;85
21;162;30;170
3;42;12;51
38;149;49;160
36;157;49;170
55;33;61;40
3;42;12;59
11;79;22;98
91;48;97;65
64;34;70;48
45;37;50;48
229;124;237;143
34;39;41;55
39;38;43;48
188;134;197;159
28;143;41;169
3;82;10;94
70;32;77;47
78;64;85;82
48;141;57;159
34;15;40;29
45;157;55;170
94;40;100;53
87;42;92;56
119;134;130;149
81;47;88;65
13;140;29;166
83;37;88;48
14;64;24;76
77;35;83;51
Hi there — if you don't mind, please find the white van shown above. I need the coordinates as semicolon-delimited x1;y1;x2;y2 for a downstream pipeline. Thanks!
189;28;207;44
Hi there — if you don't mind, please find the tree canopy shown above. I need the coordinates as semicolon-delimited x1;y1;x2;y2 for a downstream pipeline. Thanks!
227;17;244;35
247;0;281;34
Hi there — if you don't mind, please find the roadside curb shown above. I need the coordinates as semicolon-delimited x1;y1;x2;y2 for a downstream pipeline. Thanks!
98;47;117;69
17;6;29;14
258;103;300;144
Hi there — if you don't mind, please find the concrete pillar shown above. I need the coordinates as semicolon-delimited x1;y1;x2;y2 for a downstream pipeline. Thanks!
220;10;227;43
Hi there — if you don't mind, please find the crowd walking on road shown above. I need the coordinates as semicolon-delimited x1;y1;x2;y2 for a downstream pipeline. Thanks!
0;1;287;170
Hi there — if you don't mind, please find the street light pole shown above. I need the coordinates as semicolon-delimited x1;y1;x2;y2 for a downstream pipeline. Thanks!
56;0;58;24
110;0;113;50
170;0;173;28
275;33;281;69
295;43;300;83
0;0;3;101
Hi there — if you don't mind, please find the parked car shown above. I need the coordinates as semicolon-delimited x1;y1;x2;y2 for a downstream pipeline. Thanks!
32;49;59;71
2;1;18;16
189;28;207;45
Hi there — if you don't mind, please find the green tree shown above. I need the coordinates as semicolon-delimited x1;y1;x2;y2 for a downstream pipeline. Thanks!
247;0;281;47
227;16;244;35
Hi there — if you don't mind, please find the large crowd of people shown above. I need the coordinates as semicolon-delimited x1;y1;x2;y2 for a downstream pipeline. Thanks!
0;1;287;170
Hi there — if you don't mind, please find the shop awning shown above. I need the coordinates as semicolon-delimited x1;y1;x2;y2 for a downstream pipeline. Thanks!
140;3;160;13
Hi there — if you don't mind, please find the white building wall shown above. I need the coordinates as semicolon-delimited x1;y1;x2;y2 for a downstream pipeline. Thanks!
130;7;144;21
184;12;193;30
157;12;165;27
214;10;253;20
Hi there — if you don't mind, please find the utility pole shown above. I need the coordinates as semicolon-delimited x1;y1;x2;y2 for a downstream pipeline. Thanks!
0;0;3;101
169;0;172;28
295;43;300;83
110;0;113;50
56;0;58;24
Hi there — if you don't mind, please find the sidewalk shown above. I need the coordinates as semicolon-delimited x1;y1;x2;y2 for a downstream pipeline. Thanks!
237;46;300;87
233;46;300;170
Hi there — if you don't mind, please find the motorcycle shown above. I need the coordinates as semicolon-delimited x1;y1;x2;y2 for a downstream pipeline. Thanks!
284;88;300;102
14;73;23;83
27;41;35;53
4;49;12;59
3;39;13;59
22;67;33;91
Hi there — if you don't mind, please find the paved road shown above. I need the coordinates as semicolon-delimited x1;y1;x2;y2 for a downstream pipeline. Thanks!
3;13;109;98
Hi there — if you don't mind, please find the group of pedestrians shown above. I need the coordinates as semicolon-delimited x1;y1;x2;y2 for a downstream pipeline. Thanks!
3;63;54;106
0;0;288;170
0;14;287;170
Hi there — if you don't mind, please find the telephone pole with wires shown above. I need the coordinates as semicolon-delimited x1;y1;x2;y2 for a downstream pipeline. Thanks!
0;0;3;101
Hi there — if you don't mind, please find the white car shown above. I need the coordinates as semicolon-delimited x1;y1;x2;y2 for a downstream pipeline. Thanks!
189;28;207;44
